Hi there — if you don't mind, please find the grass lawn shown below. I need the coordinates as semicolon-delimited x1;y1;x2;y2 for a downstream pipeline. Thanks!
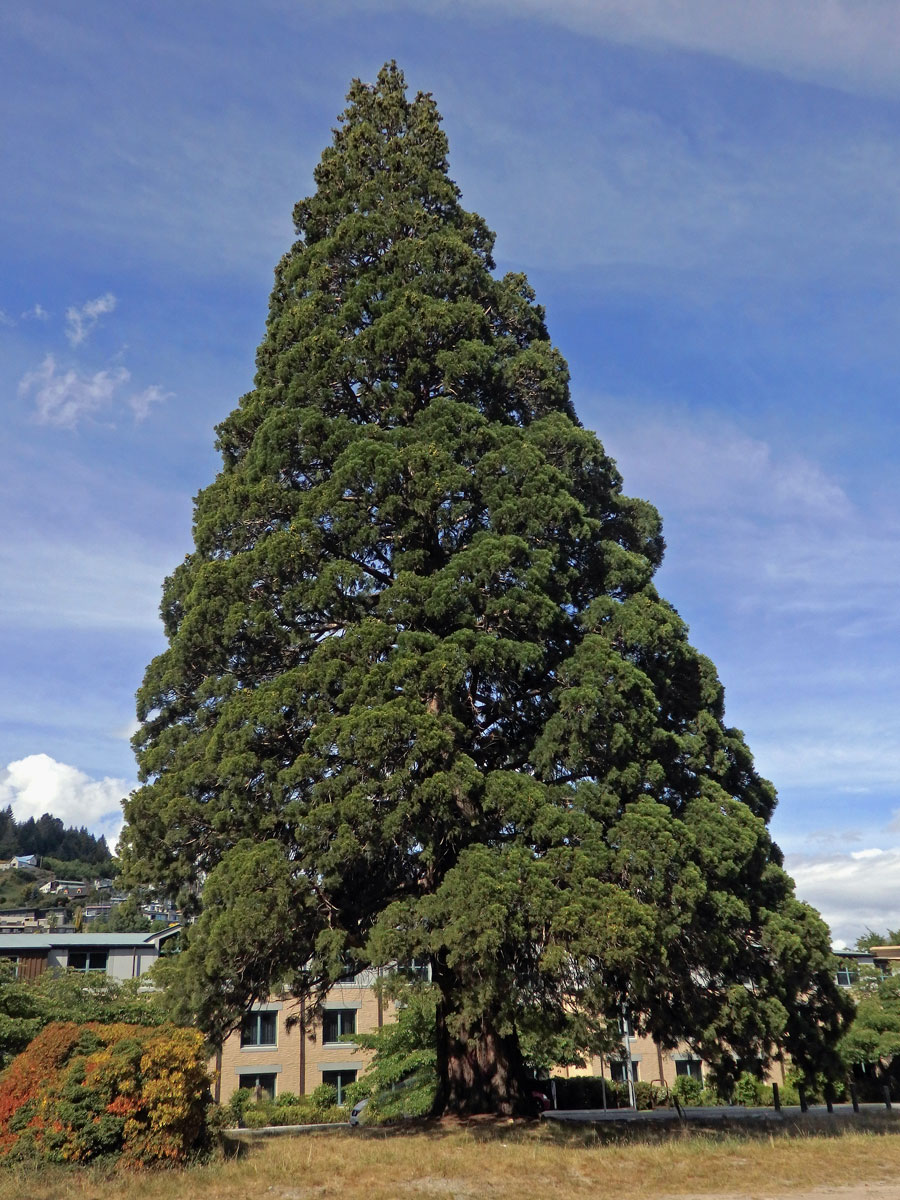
2;1121;899;1200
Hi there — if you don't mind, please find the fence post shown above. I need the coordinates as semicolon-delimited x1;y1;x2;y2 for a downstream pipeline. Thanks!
825;1084;834;1114
772;1082;781;1113
798;1084;808;1113
883;1084;892;1111
850;1083;860;1114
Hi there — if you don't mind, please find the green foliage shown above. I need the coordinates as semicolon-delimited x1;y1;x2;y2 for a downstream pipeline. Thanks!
699;1084;725;1107
0;1022;211;1165
0;961;168;1069
632;1080;665;1110
225;1086;251;1127
732;1071;763;1106
855;929;900;951
235;1091;349;1128
672;1074;704;1106
351;984;438;1120
122;62;850;1113
841;972;900;1072
89;895;153;933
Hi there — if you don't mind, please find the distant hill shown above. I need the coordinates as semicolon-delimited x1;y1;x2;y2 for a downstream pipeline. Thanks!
0;807;112;868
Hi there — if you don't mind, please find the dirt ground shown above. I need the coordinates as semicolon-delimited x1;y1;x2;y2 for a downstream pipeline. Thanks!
667;1190;899;1200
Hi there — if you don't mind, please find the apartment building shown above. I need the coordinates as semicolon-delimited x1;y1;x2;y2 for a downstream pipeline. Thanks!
214;968;386;1104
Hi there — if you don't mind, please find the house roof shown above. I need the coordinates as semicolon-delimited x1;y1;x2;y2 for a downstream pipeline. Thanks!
0;926;180;951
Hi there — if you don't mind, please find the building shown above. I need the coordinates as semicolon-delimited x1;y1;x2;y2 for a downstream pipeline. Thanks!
0;855;38;871
0;927;180;982
214;968;391;1104
37;879;89;899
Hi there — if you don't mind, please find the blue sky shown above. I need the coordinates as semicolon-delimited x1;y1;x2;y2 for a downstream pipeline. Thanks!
2;1;899;943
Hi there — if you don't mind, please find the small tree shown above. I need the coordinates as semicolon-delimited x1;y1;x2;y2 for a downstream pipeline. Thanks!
123;63;850;1114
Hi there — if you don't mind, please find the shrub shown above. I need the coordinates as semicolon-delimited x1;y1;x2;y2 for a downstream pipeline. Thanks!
633;1080;665;1110
672;1074;703;1106
733;1071;763;1106
225;1086;252;1127
309;1082;338;1112
266;1103;314;1126
0;1021;211;1166
552;1076;628;1110
242;1109;271;1128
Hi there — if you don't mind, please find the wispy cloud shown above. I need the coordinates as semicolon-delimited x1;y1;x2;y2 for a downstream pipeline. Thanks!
0;303;49;327
0;753;127;845
433;0;900;98
788;847;900;946
19;354;129;427
594;400;900;804
18;354;169;428
128;384;170;421
598;404;900;627
0;536;168;633
65;291;116;346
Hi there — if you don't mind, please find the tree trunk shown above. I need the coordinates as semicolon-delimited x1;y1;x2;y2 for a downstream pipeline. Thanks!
433;998;533;1116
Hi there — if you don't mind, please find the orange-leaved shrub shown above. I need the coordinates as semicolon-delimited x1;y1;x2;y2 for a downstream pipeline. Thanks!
0;1021;211;1165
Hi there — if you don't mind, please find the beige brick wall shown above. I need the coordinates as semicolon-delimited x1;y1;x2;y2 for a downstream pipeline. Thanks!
554;1035;786;1092
213;981;787;1104
213;973;385;1103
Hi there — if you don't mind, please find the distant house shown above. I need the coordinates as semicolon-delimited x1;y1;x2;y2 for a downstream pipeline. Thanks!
0;927;180;982
140;900;178;924
37;879;88;899
0;855;38;871
834;945;900;987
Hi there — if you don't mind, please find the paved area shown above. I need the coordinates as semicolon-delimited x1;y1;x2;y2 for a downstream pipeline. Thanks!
544;1102;897;1125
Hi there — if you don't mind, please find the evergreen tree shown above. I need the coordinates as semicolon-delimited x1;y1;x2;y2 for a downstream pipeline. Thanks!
122;64;849;1114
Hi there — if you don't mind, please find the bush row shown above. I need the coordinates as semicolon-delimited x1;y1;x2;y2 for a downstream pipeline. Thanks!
225;1081;369;1128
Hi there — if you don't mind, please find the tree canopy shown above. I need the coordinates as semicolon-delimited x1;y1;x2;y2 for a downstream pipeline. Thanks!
0;807;111;866
122;63;849;1113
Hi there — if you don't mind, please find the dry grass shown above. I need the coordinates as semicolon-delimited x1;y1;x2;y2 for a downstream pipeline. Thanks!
2;1121;900;1200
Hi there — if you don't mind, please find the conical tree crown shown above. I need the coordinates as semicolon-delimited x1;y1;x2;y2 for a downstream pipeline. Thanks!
123;65;847;1104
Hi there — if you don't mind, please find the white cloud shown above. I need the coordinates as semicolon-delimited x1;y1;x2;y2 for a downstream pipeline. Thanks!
65;291;116;346
788;847;900;946
17;354;170;428
0;309;14;327
21;302;48;321
593;401;900;803
0;753;128;846
598;404;900;626
436;0;900;98
128;383;170;421
19;354;129;427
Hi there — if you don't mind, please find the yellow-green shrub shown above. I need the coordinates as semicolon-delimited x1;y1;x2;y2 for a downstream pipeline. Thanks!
0;1021;211;1166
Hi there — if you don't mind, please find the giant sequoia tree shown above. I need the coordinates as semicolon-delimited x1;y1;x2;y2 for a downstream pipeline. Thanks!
123;64;849;1114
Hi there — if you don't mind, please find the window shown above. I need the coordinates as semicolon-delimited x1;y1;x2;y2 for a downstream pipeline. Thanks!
676;1058;703;1081
608;1059;639;1084
836;966;859;987
238;1072;277;1101
323;1008;357;1044
68;950;107;973
241;1011;278;1047
322;1068;357;1105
